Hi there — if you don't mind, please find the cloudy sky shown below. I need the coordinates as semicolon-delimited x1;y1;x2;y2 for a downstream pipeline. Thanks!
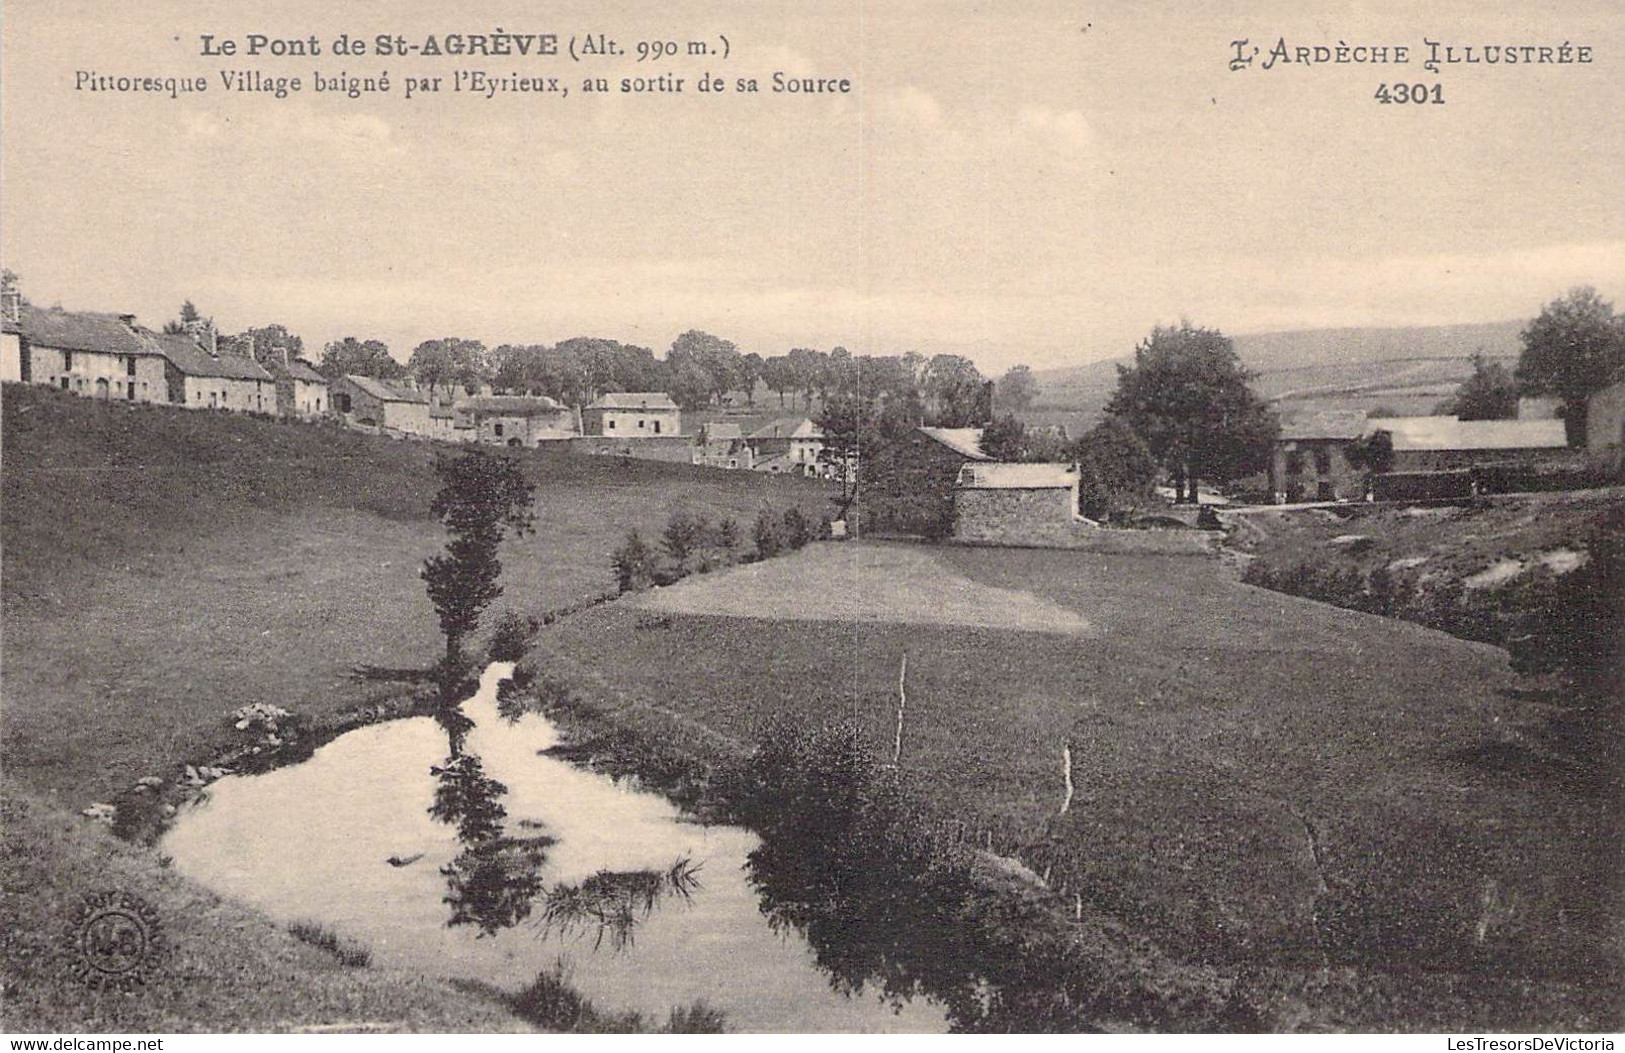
3;0;1621;373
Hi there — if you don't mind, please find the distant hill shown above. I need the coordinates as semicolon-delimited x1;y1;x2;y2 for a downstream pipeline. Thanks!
1030;320;1527;430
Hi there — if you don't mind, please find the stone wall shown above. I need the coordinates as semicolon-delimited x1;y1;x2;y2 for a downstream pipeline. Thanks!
1388;446;1570;473
559;435;698;464
951;485;1216;554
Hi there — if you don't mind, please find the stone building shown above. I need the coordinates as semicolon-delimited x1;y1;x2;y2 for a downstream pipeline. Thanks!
747;417;825;476
1;285;22;382
1371;416;1569;471
456;394;578;447
262;349;329;418
582;391;681;437
692;422;751;469
1269;410;1370;503
330;374;432;437
952;462;1094;547
856;426;990;537
1586;377;1625;467
154;329;277;412
5;305;171;404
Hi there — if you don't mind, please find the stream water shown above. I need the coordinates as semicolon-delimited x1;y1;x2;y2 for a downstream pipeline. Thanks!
161;664;949;1032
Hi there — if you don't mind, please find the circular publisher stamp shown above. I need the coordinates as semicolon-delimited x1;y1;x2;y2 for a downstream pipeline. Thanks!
64;890;164;990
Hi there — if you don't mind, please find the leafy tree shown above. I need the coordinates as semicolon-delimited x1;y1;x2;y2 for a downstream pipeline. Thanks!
666;359;715;412
737;353;765;406
1515;287;1625;444
421;451;537;668
1438;353;1519;420
923;354;988;427
611;530;656;593
1104;321;1278;502
994;364;1039;413
1072;417;1157;520
410;338;491;397
162;300;208;336
320;337;405;379
668;330;740;405
979;415;1027;461
713;517;740;554
781;507;812;550
231;323;305;366
763;355;799;407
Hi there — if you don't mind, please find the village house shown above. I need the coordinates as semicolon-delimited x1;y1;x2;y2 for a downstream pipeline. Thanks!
1;285;23;382
426;399;470;443
747;417;827;477
330;374;432;437
1270;410;1370;503
456;394;579;447
262;348;328;419
154;326;277;412
692;422;752;469
582;392;681;437
952;462;1095;547
4;304;172;404
1586;376;1625;467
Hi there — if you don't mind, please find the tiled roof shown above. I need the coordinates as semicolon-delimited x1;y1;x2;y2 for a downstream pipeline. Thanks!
281;358;327;384
12;305;156;355
749;417;820;440
918;427;992;460
1278;410;1368;441
587;391;678;410
344;374;429;403
1366;416;1568;451
957;462;1077;489
701;422;744;441
150;333;274;380
457;394;567;416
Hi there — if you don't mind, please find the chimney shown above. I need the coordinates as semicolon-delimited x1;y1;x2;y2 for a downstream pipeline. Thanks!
183;318;218;356
118;313;138;330
402;375;418;391
0;280;21;324
272;344;289;368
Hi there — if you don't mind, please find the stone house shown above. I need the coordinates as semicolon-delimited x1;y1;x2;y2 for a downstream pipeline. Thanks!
262;349;328;418
953;462;1098;547
456;394;578;447
692;422;752;468
1;286;22;382
747;417;827;477
330;374;432;437
1269;410;1370;502
1586;377;1625;467
582;392;681;437
152;328;277;412
5;305;171;404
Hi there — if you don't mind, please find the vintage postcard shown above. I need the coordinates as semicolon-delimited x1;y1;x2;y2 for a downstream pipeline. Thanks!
1;0;1621;1041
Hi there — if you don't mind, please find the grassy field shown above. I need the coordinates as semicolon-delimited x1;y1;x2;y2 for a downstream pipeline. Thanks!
1;383;834;809
531;540;1621;1029
0;383;834;1030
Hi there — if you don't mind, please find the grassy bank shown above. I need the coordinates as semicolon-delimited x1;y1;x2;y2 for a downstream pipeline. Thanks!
520;541;1621;1031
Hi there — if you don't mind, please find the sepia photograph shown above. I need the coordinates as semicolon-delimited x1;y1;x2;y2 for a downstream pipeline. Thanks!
0;0;1621;1040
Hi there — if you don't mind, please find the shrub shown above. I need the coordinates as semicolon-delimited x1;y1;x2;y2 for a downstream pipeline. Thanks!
488;609;538;661
661;510;708;572
288;921;372;967
753;508;782;559
781;506;812;550
611;530;656;593
664;1002;728;1033
712;516;740;555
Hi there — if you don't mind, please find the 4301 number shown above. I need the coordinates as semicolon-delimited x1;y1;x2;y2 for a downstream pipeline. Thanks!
1375;83;1444;104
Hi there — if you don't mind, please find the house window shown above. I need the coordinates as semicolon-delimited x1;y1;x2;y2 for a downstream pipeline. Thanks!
607;419;616;430
63;351;73;370
126;356;136;376
1313;447;1332;474
653;420;661;434
127;382;136;400
638;419;645;429
494;423;505;437
336;393;352;413
60;377;70;390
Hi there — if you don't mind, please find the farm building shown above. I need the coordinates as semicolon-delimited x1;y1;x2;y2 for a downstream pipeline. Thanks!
4;304;171;404
1270;410;1370;503
1586;377;1625;466
582;392;681;437
427;399;470;443
1;287;21;381
330;374;432;437
952;462;1094;547
748;417;826;476
154;329;277;412
457;394;578;447
1369;416;1570;471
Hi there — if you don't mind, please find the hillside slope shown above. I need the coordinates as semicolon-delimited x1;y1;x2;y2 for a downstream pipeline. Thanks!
1030;321;1527;428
